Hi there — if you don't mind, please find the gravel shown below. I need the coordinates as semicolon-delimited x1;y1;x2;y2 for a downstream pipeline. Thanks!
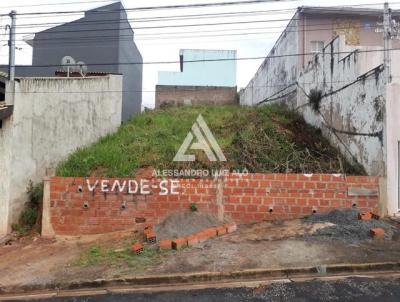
303;208;395;242
154;211;226;240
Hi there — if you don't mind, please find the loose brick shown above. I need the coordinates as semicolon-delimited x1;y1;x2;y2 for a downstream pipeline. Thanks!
370;228;385;239
186;235;199;247
172;238;187;250
224;223;237;233
196;231;210;243
358;212;372;221
159;240;172;250
204;228;218;237
143;228;152;236
216;226;227;236
131;242;143;255
145;231;157;244
371;213;380;220
144;224;153;230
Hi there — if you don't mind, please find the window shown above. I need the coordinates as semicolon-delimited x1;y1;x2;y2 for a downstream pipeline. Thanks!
310;41;325;53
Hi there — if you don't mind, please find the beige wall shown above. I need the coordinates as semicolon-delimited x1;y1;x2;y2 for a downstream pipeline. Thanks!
155;85;238;108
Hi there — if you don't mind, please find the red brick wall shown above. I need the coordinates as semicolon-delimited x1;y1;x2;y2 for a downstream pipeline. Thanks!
48;174;380;235
155;85;238;108
223;174;379;223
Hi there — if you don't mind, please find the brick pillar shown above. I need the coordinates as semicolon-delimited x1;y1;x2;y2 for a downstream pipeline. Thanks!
216;176;224;222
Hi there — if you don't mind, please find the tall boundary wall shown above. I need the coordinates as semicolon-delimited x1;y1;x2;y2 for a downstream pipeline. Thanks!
240;35;388;177
0;75;123;235
43;173;380;236
296;36;386;176
239;17;299;107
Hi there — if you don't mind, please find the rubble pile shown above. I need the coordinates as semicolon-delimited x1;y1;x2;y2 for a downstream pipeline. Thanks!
304;208;395;242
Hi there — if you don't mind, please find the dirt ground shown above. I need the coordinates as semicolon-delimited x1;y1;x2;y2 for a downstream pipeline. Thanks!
1;213;400;292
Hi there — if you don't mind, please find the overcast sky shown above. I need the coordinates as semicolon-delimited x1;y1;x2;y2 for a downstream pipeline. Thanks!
1;0;400;107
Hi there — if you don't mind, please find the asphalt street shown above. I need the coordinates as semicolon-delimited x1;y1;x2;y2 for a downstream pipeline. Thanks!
6;276;400;302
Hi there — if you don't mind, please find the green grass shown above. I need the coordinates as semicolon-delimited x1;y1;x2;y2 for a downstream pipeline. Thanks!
56;104;364;177
11;223;31;237
12;182;43;237
74;242;164;272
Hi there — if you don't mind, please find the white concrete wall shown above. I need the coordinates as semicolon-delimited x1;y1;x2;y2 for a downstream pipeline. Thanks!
297;36;386;176
0;75;122;235
386;83;400;216
0;116;12;235
239;17;299;106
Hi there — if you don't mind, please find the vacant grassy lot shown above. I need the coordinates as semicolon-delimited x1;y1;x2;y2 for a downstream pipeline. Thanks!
56;105;364;177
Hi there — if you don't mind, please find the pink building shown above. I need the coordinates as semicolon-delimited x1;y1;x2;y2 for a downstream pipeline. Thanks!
241;6;400;106
297;6;400;67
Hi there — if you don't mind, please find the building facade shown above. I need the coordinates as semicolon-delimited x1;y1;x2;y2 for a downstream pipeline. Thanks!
240;6;400;106
156;49;237;108
0;2;142;121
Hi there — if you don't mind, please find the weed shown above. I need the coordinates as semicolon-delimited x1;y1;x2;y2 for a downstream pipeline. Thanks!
27;181;43;207
190;203;198;212
56;105;364;176
12;182;43;237
74;242;165;273
308;89;323;112
20;208;38;228
11;223;30;237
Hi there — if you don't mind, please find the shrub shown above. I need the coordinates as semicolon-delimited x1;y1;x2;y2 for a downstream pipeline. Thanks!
12;182;43;237
308;89;323;112
27;181;44;207
20;208;38;228
190;203;198;212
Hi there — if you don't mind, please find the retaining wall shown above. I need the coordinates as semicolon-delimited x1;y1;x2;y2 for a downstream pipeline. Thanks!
43;173;380;236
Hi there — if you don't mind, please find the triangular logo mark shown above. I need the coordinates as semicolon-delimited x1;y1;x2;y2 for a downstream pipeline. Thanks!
173;114;227;162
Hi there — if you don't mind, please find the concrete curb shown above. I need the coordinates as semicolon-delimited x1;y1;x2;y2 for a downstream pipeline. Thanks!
1;261;400;297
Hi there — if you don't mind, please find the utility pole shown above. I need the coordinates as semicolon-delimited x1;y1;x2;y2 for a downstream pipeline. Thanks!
8;10;16;82
383;2;392;84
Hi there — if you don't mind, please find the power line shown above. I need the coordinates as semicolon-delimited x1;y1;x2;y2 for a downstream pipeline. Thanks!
5;1;400;21
4;47;400;68
14;9;296;28
0;0;116;9
0;0;299;17
12;23;387;45
12;34;281;47
15;0;400;29
12;18;303;36
11;16;390;39
8;3;394;38
8;9;291;21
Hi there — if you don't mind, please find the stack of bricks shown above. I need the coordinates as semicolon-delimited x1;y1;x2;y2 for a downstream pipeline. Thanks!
48;174;380;235
144;225;157;244
168;223;237;250
131;242;143;255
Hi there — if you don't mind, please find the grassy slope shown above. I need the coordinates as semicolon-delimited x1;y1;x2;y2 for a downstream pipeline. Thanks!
56;105;364;177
